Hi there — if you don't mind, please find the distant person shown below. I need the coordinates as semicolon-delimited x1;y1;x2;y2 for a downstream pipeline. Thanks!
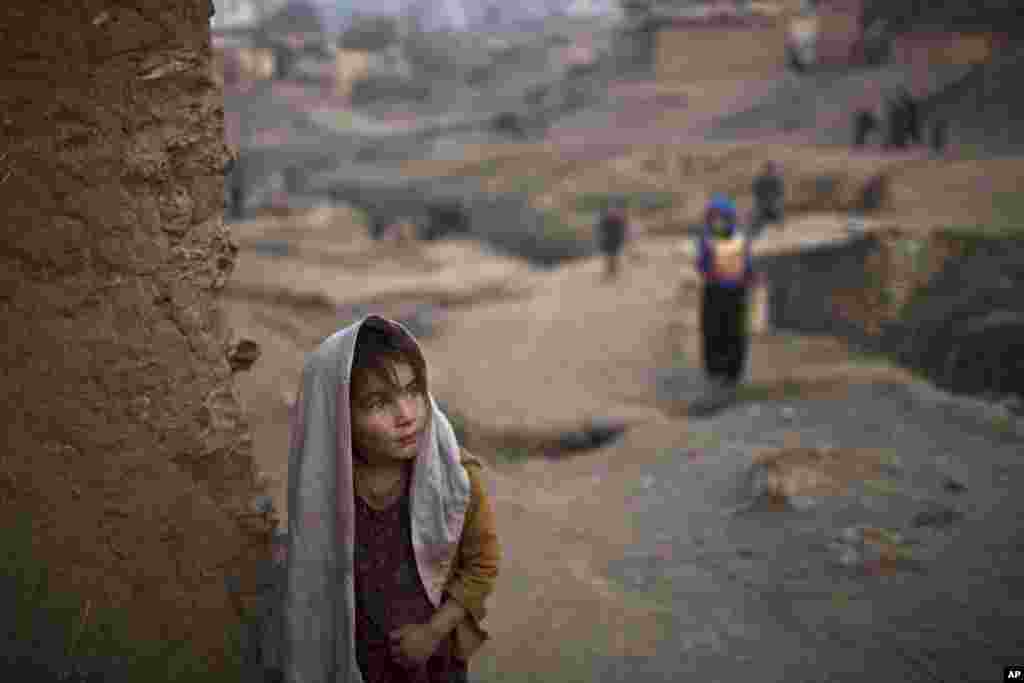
885;95;907;149
849;172;888;234
853;108;878;147
283;166;302;194
595;199;629;281
859;172;889;214
900;88;921;145
786;43;806;74
930;118;949;156
383;218;416;245
696;195;757;402
282;316;500;683
752;161;785;234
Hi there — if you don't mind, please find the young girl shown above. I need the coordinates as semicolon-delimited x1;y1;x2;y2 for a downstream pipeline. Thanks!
283;315;500;683
696;195;757;402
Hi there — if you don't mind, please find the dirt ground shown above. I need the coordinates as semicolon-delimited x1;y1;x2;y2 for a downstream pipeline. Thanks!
221;207;923;680
221;73;1024;673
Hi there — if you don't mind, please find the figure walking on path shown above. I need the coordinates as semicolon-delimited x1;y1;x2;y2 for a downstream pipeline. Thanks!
595;198;629;281
899;88;921;146
283;316;500;683
696;195;758;409
930;118;949;156
884;94;908;149
751;161;785;235
853;107;878;148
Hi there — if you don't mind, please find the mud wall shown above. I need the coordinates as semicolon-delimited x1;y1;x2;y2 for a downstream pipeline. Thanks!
881;236;1024;399
756;235;887;353
759;230;1024;400
0;0;274;670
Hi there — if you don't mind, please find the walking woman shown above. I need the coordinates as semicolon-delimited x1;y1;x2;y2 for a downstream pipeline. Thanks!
283;315;500;683
696;195;757;403
596;199;629;281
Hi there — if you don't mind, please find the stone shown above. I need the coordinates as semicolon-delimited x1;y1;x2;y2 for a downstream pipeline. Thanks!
840;526;863;545
911;505;963;529
252;495;274;516
557;430;593;451
814;175;839;198
837;546;860;567
747;465;772;501
491;111;526;137
227;338;261;373
942;476;968;494
1001;395;1024;416
583;417;628;448
250;240;290;257
788;495;818;510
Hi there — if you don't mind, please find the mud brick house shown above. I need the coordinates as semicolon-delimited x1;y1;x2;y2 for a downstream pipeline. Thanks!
811;0;864;66
890;28;1011;98
211;1;284;86
653;5;787;83
334;48;373;99
335;14;417;100
784;0;888;69
892;31;1009;68
213;33;276;86
258;0;328;79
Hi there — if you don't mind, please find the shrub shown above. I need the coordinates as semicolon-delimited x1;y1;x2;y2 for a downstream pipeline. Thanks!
474;159;502;177
991;191;1024;235
935;214;1024;262
493;446;531;464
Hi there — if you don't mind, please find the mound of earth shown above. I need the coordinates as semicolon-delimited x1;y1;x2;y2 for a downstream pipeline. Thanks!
403;139;1005;244
225;205;538;313
882;236;1024;400
748;445;890;508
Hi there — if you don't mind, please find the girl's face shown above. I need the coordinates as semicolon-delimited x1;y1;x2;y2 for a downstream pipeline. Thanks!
351;361;428;466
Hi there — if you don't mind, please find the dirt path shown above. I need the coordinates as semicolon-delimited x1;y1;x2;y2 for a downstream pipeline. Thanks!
221;205;985;680
221;134;1024;680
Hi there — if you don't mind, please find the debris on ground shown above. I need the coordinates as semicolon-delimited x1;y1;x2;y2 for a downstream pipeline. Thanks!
827;524;925;576
747;445;889;508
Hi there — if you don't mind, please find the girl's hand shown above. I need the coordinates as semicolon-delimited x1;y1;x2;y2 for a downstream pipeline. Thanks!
389;623;443;668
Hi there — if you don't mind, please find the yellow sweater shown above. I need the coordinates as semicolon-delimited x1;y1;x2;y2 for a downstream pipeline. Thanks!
443;450;500;660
